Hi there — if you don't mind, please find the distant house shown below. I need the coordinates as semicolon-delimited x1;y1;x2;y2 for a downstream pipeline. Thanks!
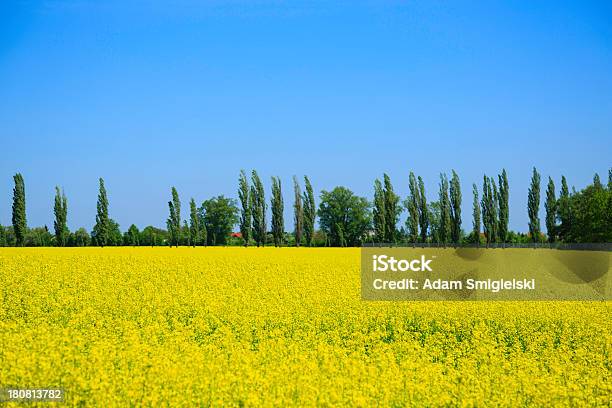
231;232;242;238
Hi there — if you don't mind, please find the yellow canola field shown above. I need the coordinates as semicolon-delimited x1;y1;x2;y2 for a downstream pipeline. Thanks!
0;247;610;406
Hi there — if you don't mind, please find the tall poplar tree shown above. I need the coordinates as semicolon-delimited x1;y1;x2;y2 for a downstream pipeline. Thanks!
167;187;181;247
417;176;428;242
189;198;200;247
449;170;462;244
557;176;571;241
250;170;266;247
472;183;480;245
383;174;399;243
497;169;509;243
481;175;497;245
238;170;251;246
270;176;284;246
12;173;27;246
406;172;420;244
527;167;541;243
293;176;303;246
373;179;386;242
545;177;557;243
93;177;109;247
303;176;316;246
53;186;68;246
438;173;451;245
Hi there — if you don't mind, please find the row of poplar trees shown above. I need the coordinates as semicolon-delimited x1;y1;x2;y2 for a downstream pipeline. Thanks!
237;170;317;247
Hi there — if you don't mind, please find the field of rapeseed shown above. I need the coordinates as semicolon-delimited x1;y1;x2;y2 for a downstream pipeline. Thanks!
0;247;610;406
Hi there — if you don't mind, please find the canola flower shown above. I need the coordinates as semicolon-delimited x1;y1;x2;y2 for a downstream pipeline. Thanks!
0;247;610;406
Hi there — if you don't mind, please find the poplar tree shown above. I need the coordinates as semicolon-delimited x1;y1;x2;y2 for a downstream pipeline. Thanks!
303;176;316;246
383;174;399;243
417;176;428;242
270;176;284;246
545;177;557;243
557;176;571;241
250;170;266;247
53;186;68;246
527;167;541;243
93;178;109;247
497;169;509;243
438;173;451;245
293;176;303;246
12;173;27;246
167;187;181;247
406;172;420;244
472;183;480;245
189;198;200;247
449;170;462;244
373;179;386;242
481;176;497;245
238;170;251;246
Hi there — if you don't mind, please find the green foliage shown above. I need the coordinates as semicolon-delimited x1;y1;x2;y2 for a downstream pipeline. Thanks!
428;201;441;243
373;179;386;242
107;219;123;246
293;176;303;247
126;224;140;246
53;186;68;247
140;226;168;246
167;187;181;247
438;173;451;245
383;174;400;243
201;195;239;246
418;176;428;242
527;167;541;243
449;170;462;244
92;178;110;247
189;198;202;247
318;186;371;247
497;169;509;242
12;173;27;246
405;172;419;244
270;176;284;246
302;176;316;247
250;170;266;247
68;227;91;247
238;170;252;246
472;183;480;246
0;225;6;247
545;177;557;243
481;175;498;245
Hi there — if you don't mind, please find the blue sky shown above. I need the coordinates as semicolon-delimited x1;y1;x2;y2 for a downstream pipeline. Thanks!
1;0;611;233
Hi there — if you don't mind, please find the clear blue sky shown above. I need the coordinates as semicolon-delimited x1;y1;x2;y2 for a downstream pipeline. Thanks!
1;0;611;233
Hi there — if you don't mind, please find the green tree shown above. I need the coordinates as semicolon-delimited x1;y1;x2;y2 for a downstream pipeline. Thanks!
107;219;123;246
545;177;557;243
250;170;266;247
373;179;386;242
167;187;181;247
497;169;509;242
557;176;572;242
293;176;303;247
189;198;201;247
418;176;429;242
318;186;371;247
0;225;6;247
92;178;110;247
126;224;140;246
303;176;316;246
238;170;252;246
270;176;284;246
12;173;27;246
68;227;90;247
449;170;462;244
201;196;239;245
481;175;497;245
472;183;480;246
53;186;68;247
527;167;541;243
383;174;400;243
438;173;451;245
405;172;419;244
428;201;441;243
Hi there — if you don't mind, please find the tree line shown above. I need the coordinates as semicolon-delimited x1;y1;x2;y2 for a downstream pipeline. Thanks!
0;168;610;247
